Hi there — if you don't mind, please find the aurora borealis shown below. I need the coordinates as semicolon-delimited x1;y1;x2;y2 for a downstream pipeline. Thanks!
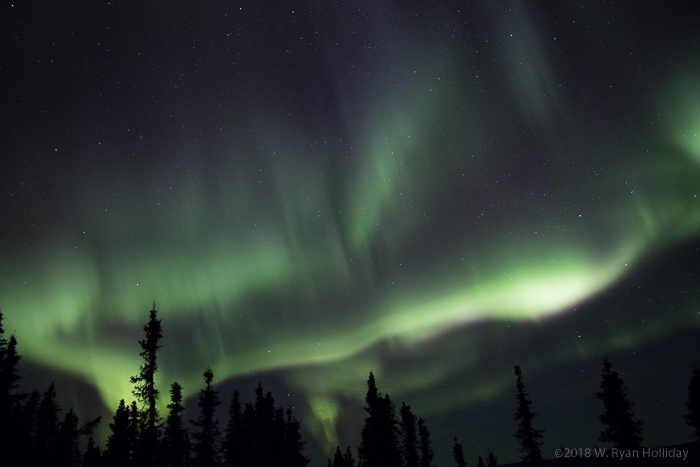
1;1;699;465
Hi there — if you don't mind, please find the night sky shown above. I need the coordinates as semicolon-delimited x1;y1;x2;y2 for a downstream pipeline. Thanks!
1;1;699;465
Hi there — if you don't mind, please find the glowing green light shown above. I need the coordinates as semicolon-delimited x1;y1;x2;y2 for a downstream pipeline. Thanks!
3;53;700;461
307;396;340;455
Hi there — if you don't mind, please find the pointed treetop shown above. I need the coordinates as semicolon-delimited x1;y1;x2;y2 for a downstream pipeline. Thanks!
513;365;544;465
452;437;467;467
487;449;498;467
596;356;643;450
365;370;379;410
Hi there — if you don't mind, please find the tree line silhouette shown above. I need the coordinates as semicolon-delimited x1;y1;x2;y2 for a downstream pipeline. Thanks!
0;304;310;467
1;304;699;466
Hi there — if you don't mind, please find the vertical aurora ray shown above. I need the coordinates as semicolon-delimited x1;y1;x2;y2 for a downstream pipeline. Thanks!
664;68;700;165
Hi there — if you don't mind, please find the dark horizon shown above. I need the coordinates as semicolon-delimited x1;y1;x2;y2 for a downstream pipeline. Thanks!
5;318;700;466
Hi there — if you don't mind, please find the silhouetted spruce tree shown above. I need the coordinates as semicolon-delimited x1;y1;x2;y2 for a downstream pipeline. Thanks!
223;390;243;467
344;446;356;467
513;365;544;466
357;371;379;466
191;367;222;467
284;407;311;467
252;382;276;467
83;436;103;467
595;357;643;450
241;402;256;466
487;449;498;467
0;321;22;408
162;382;190;467
0;309;6;356
272;406;287;465
0;312;21;401
130;302;163;466
478;455;485;467
684;366;700;442
418;417;434;467
18;389;40;463
263;390;284;466
105;399;132;466
0;312;25;465
74;412;101;466
129;400;142;460
400;402;420;467
453;437;467;467
333;445;346;467
55;409;82;467
357;371;402;467
35;382;62;465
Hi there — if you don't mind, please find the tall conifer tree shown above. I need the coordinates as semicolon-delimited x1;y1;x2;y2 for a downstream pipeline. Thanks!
106;399;132;466
272;406;287;466
0;312;25;465
18;390;40;463
130;302;163;466
513;366;544;466
83;436;102;467
55;409;82;467
596;357;643;450
377;394;402;467
453;437;467;467
0;318;22;410
191;367;222;467
129;401;141;461
163;382;190;467
241;402;256;466
35;382;62;466
418;417;434;467
253;383;275;467
358;372;402;467
487;449;498;467
223;390;243;467
333;445;346;467
284;408;311;467
400;402;420;467
344;446;356;467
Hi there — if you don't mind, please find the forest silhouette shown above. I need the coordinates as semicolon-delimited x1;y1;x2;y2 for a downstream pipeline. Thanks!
0;305;698;466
